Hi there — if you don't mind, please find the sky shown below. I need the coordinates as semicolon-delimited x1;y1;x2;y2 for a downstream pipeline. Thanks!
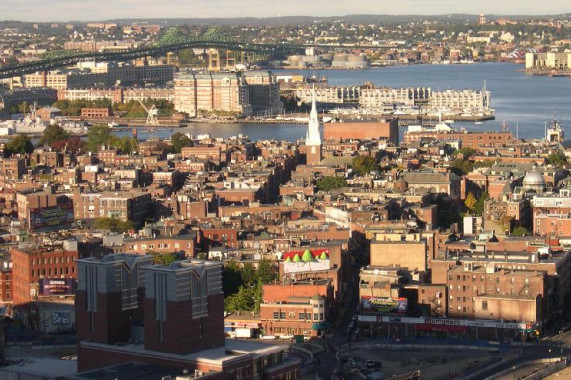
0;0;569;22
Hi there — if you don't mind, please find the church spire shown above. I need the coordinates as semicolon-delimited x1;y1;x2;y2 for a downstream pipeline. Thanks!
305;85;322;166
306;85;321;146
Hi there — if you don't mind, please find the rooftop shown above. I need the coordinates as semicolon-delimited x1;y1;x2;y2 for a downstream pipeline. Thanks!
80;338;285;367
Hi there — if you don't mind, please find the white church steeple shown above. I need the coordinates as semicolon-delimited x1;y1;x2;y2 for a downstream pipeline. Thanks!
306;85;321;146
305;85;322;165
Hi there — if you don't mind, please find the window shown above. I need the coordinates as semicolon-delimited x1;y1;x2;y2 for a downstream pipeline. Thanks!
482;301;488;310
314;313;318;320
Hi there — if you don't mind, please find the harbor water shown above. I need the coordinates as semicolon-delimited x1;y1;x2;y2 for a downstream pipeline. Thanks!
115;63;571;142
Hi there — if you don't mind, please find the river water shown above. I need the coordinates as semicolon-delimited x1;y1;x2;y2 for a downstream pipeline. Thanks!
116;63;571;141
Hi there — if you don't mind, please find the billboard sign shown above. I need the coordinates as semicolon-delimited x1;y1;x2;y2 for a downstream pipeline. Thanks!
361;296;408;314
29;203;74;230
39;278;76;296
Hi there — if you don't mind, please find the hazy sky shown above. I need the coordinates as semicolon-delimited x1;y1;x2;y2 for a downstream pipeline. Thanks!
0;0;569;22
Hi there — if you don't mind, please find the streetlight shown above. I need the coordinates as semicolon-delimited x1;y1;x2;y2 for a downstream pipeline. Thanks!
512;365;516;380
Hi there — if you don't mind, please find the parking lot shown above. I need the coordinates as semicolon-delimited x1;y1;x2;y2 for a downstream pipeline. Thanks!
339;346;495;379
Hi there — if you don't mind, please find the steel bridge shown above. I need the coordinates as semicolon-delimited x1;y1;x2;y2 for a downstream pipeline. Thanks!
0;38;362;79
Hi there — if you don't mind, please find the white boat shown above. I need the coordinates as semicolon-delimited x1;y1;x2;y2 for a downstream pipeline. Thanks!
0;114;47;134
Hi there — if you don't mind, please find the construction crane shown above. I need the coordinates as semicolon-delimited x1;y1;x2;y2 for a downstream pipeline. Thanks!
137;100;159;125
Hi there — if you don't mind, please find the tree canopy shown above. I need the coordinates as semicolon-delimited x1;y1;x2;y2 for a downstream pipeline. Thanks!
546;151;567;166
316;176;347;192
40;124;70;146
222;259;277;313
151;252;179;266
93;217;134;233
170;132;193;153
352;155;378;175
4;135;34;157
86;125;112;152
511;226;530;237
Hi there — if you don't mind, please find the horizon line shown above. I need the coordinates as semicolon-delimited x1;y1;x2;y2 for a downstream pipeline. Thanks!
1;12;570;24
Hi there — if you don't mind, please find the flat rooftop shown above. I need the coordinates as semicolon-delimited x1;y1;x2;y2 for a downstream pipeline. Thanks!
80;338;285;367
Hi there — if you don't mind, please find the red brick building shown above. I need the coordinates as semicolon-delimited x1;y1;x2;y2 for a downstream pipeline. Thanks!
200;226;239;249
324;119;399;145
260;280;333;338
0;263;13;305
11;243;78;306
123;235;197;258
81;107;112;118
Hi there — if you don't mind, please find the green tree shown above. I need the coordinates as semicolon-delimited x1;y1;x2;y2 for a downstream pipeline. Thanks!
512;226;530;237
170;132;192;153
352;155;378;175
109;135;138;154
4;135;34;156
223;261;243;296
473;192;489;217
93;217;133;233
258;259;277;284
316;176;347;192
40;124;70;146
224;285;256;313
151;252;178;266
451;158;474;176
431;194;462;229
86;125;112;152
456;148;477;158
241;263;257;287
546;151;567;166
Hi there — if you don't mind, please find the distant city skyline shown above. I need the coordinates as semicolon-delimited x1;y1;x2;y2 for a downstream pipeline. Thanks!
0;1;569;22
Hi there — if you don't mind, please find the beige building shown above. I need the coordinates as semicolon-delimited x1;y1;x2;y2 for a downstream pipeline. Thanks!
370;234;428;272
243;71;283;116
526;52;571;70
25;65;174;90
174;72;251;117
68;190;152;226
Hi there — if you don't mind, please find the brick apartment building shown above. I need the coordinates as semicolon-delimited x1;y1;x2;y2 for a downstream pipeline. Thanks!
81;107;112;118
11;241;78;307
180;145;224;165
0;158;26;181
75;254;301;379
69;190;153;226
200;226;239;249
445;262;547;322
174;72;252;117
123;234;197;258
403;131;513;150
260;280;333;338
323;119;399;145
0;262;13;305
